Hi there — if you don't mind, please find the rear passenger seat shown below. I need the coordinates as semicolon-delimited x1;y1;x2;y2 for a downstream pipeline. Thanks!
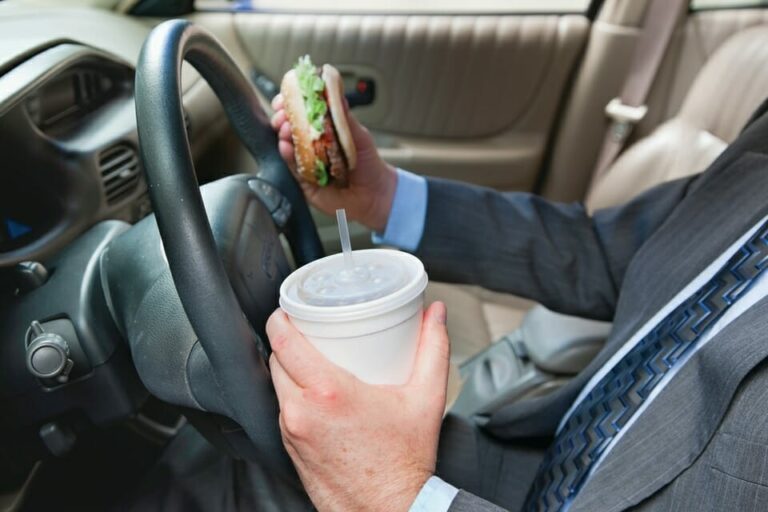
432;25;768;363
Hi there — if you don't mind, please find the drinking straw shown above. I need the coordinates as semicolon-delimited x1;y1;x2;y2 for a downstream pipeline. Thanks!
336;208;355;270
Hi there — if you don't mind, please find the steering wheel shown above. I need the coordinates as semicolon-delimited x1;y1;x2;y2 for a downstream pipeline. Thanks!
125;20;323;476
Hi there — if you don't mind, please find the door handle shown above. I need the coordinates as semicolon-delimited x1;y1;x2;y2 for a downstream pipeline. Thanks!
251;69;279;101
251;69;375;109
345;78;375;108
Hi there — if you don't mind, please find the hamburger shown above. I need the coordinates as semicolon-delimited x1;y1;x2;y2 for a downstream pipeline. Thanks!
280;56;357;187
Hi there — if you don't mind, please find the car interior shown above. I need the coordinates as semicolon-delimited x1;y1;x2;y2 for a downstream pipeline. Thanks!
2;0;768;509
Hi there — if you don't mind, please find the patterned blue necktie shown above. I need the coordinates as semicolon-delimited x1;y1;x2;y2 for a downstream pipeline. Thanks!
524;222;768;511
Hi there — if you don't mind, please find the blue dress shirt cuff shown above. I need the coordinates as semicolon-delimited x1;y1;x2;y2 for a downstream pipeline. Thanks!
371;168;428;252
409;476;460;512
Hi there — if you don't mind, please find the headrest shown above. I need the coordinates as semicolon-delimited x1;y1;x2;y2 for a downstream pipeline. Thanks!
680;25;768;142
588;26;768;212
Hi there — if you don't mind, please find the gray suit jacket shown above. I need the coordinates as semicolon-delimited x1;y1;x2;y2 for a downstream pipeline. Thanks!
416;109;768;511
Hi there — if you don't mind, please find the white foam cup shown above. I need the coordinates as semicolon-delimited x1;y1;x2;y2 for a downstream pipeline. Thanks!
279;248;428;385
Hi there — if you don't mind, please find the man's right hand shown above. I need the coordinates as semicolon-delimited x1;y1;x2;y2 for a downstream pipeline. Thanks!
270;94;398;233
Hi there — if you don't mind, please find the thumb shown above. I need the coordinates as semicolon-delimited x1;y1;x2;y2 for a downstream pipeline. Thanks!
409;302;451;392
343;106;375;151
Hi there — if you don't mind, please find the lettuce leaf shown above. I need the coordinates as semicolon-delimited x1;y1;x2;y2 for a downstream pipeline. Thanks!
294;55;327;135
314;159;329;187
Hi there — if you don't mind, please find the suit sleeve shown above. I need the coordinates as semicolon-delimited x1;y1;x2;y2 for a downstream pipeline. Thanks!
447;491;507;512
415;175;697;320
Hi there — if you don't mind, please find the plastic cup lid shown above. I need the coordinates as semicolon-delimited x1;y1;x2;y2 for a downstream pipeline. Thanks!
298;251;406;306
280;249;428;322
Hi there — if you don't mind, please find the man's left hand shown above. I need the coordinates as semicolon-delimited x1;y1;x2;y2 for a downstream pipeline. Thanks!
266;302;450;512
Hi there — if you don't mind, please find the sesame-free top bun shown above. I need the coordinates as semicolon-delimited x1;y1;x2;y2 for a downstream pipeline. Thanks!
322;64;357;171
280;69;320;184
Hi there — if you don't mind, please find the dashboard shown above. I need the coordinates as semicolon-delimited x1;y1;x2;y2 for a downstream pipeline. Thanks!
0;44;149;265
0;5;230;268
0;179;52;251
0;52;148;261
0;5;240;491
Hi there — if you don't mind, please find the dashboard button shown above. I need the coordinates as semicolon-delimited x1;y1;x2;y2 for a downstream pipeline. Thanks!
248;179;282;212
25;320;73;384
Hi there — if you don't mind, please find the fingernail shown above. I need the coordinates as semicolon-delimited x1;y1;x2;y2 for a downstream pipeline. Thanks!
267;311;289;349
433;302;447;325
268;308;287;330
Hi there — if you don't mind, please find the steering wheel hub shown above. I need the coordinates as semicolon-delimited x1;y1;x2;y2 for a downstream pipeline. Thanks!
103;19;324;480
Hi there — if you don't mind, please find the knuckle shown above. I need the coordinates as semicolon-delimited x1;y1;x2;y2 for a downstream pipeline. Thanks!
265;314;288;350
317;386;339;404
268;332;288;352
280;403;306;438
305;381;341;408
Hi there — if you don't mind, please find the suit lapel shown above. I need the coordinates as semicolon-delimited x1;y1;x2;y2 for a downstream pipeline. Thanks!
610;151;768;340
488;144;768;506
567;153;768;510
486;151;768;439
570;296;768;512
566;147;768;509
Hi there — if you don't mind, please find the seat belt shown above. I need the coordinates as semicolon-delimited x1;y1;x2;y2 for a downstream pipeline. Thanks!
587;0;689;194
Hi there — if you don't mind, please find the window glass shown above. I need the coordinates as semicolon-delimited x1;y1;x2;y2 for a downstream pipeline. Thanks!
196;0;592;14
691;0;768;9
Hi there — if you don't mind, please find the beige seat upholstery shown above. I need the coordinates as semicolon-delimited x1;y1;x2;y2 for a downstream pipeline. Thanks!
425;283;535;363
434;25;768;363
587;26;768;211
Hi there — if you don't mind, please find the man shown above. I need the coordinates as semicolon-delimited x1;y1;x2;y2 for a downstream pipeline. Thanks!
262;91;768;512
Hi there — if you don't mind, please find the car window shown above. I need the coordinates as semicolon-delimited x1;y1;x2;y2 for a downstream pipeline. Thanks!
691;0;768;9
195;0;592;14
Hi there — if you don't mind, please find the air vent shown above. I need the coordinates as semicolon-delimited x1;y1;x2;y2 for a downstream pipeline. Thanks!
98;144;140;205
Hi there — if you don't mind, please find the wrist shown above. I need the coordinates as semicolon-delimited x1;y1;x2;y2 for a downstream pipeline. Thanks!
403;469;434;510
372;466;432;512
368;163;398;233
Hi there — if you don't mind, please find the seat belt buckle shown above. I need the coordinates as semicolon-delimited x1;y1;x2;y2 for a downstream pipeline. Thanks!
605;98;648;142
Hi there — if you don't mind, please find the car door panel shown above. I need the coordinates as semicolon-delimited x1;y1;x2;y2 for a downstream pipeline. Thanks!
233;13;589;190
191;10;587;251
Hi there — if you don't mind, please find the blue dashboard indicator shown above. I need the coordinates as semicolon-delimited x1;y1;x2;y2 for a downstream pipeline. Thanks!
5;219;32;240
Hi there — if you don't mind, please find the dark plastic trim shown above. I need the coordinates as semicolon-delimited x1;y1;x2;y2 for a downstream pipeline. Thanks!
135;19;316;478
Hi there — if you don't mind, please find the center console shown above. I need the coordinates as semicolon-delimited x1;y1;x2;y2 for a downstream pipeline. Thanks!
451;305;612;421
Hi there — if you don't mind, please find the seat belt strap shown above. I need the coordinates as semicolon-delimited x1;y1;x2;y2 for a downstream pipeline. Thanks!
588;0;688;192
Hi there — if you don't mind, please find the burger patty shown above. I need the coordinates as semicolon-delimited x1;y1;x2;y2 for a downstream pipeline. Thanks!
313;116;348;182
